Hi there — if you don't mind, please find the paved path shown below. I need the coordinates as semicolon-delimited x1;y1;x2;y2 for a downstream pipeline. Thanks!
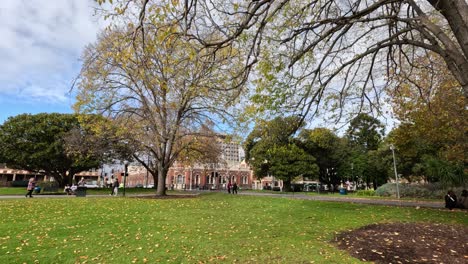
0;192;446;209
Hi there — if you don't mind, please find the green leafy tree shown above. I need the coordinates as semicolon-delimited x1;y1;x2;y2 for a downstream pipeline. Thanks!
0;113;103;187
297;128;345;186
245;116;318;190
268;144;319;191
422;156;466;188
344;114;386;189
346;113;385;152
244;116;303;164
365;149;392;189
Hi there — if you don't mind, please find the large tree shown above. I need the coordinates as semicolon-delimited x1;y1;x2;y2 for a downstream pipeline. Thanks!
388;56;466;186
75;6;245;196
267;144;319;191
0;113;101;187
344;113;386;188
112;0;468;121
297;128;344;186
244;116;303;164
244;116;319;189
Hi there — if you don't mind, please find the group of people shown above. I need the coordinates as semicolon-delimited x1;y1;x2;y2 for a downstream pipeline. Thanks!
103;176;119;196
226;181;238;194
445;190;468;210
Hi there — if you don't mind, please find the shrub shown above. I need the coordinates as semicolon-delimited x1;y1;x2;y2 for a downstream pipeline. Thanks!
375;183;466;199
11;180;28;187
39;181;59;192
375;183;396;197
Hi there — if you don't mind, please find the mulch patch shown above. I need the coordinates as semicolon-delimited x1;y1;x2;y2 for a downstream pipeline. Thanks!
333;222;468;263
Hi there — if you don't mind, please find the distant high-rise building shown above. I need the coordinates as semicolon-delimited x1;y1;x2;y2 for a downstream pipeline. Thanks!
220;141;241;162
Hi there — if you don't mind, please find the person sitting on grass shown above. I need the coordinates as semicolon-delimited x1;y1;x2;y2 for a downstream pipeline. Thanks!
64;185;72;195
445;190;458;210
458;190;468;209
70;184;77;195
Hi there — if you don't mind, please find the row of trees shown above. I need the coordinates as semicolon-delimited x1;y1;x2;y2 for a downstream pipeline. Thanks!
245;114;388;191
245;110;466;190
0;108;462;190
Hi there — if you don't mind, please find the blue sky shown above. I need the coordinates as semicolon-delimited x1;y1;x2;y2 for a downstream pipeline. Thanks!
0;0;105;124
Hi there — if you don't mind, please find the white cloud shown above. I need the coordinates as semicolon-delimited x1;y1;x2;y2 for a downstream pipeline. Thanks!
0;0;104;103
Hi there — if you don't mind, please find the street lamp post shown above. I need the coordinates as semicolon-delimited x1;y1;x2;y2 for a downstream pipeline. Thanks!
100;164;104;188
390;145;400;199
123;161;128;197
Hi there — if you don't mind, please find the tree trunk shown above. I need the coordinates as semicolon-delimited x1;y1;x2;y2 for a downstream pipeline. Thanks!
425;0;468;93
155;162;167;196
50;171;68;188
152;172;158;190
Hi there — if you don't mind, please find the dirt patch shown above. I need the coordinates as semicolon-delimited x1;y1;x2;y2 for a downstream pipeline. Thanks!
333;222;468;263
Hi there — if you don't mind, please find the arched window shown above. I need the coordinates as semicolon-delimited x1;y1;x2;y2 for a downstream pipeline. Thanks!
241;176;246;184
177;175;184;184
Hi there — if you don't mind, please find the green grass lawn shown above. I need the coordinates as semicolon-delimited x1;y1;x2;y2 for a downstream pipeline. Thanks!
0;193;465;263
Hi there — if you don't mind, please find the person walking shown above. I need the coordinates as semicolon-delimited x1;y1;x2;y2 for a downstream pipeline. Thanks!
113;178;119;196
25;177;36;198
232;182;238;194
109;176;115;195
227;181;232;194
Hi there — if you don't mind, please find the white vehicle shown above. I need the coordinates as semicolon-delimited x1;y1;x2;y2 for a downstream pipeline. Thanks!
84;183;99;188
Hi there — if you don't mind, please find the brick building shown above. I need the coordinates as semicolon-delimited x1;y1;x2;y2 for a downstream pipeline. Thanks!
166;161;253;190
